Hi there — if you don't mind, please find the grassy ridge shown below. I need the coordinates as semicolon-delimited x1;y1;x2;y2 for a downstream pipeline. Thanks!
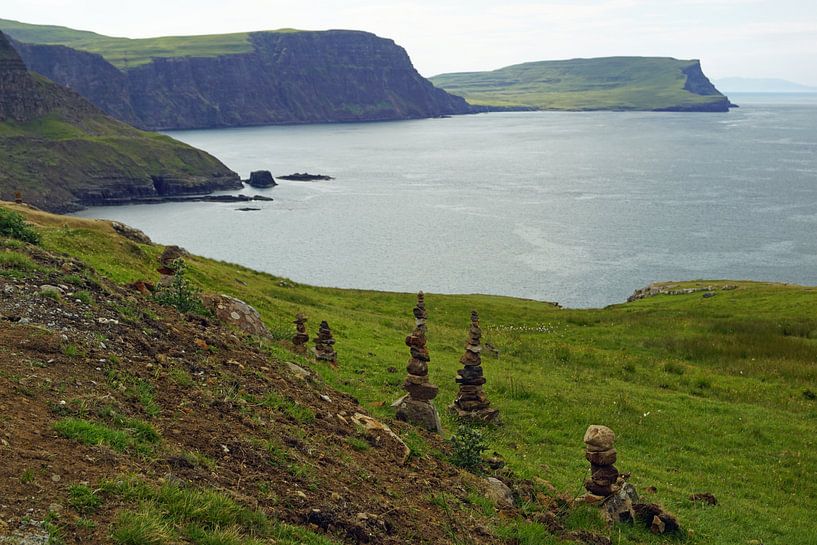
431;57;729;111
0;18;303;68
10;203;816;545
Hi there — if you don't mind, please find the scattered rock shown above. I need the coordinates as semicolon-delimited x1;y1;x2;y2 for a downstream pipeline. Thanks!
38;285;62;298
111;221;152;244
286;362;311;380
201;294;272;338
350;412;410;465
484;477;514;509
633;503;680;534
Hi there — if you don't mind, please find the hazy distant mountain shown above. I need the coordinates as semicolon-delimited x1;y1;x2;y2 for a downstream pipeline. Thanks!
715;77;817;93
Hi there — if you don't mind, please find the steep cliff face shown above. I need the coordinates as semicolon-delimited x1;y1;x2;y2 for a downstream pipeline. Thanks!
10;29;471;130
654;61;732;112
0;31;240;213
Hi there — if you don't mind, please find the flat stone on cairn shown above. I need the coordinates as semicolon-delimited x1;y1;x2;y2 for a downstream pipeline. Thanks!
395;292;442;433
449;310;500;423
314;320;337;365
292;313;309;354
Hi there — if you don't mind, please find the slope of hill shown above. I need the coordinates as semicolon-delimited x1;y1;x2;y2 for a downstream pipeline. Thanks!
431;57;733;112
0;19;472;130
0;31;241;213
2;202;816;544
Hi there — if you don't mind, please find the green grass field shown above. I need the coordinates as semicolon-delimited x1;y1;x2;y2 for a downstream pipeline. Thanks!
0;18;304;69
431;57;729;111
9;205;814;545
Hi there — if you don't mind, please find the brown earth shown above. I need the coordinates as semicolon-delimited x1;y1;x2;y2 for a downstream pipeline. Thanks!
0;241;503;544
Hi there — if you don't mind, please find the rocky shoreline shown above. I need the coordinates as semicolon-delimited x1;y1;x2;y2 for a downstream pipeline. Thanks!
78;193;273;208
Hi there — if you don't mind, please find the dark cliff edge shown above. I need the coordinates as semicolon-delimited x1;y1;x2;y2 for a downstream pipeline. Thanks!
0;31;241;213
654;61;734;112
11;30;472;130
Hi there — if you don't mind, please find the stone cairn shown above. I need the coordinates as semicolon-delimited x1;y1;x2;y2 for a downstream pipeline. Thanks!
449;310;500;423
583;425;621;498
313;320;337;365
395;292;442;433
292;313;309;354
581;425;679;534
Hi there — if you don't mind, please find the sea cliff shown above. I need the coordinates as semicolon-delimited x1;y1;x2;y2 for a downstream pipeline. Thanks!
7;27;472;130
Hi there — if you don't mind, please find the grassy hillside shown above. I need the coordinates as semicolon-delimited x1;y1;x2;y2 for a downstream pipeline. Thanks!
4;202;816;544
431;57;731;111
0;18;267;68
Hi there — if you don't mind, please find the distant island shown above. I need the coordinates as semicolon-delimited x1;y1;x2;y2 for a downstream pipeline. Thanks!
431;57;733;113
0;18;471;130
714;77;817;93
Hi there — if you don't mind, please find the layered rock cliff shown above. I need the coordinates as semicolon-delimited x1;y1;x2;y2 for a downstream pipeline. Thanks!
0;31;241;212
9;29;472;130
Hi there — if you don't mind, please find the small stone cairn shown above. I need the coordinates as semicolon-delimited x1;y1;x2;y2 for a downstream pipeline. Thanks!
449;310;500;423
313;320;337;365
395;292;442;433
583;425;620;498
292;313;309;354
580;425;679;534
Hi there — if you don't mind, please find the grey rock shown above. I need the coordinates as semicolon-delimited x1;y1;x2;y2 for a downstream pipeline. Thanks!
395;398;442;433
484;477;514;509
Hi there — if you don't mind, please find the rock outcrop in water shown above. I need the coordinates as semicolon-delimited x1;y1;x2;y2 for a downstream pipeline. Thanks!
246;171;276;188
0;30;241;213
7;26;472;130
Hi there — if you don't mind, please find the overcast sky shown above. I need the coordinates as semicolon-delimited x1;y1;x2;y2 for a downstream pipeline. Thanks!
3;0;816;84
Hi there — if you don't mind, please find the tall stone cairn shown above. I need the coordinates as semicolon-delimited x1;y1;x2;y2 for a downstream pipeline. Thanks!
395;292;442;433
583;425;620;497
449;310;500;423
314;320;337;365
292;313;309;354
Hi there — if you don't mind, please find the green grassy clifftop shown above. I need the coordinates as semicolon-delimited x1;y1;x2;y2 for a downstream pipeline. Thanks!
0;31;240;212
431;57;733;112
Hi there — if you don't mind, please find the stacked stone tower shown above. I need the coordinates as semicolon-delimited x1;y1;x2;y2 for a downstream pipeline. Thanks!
583;425;620;497
395;292;442;433
450;310;499;423
314;320;337;365
292;313;309;354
